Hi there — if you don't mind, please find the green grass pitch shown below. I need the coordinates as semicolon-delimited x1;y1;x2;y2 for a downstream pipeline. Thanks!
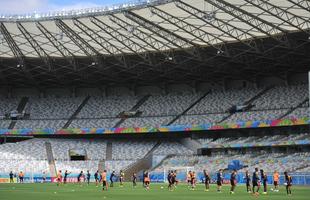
0;182;309;200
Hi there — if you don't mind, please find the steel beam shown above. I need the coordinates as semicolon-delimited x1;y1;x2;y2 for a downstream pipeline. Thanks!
0;23;25;66
205;0;289;46
244;0;310;35
124;10;202;61
287;0;310;13
73;18;128;68
17;22;52;71
36;21;77;70
90;16;153;65
175;0;259;52
108;14;178;67
55;19;99;57
149;6;226;50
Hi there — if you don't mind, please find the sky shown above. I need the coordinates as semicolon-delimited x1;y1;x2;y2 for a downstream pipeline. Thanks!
0;0;130;14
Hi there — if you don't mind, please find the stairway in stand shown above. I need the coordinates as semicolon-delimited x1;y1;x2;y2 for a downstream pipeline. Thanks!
45;141;57;177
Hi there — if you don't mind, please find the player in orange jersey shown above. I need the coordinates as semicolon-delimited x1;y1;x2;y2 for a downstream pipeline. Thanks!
272;171;280;192
56;170;62;186
144;171;150;190
18;171;24;183
101;170;108;191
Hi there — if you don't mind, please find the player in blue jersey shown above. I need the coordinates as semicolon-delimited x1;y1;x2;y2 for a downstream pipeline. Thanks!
260;169;268;194
284;171;292;196
216;169;223;192
230;170;237;194
252;168;260;195
244;170;251;193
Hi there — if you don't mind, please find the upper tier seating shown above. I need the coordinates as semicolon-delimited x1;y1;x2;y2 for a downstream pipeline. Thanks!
188;88;259;114
77;96;139;118
69;119;118;129
172;113;228;125
138;93;201;116
250;84;308;110
120;116;174;127
225;109;288;123
15;120;67;129
287;107;309;119
0;97;19;116
0;84;308;129
0;120;10;129
25;97;83;119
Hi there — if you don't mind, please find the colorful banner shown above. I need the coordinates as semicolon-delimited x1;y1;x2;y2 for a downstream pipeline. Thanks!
0;117;309;136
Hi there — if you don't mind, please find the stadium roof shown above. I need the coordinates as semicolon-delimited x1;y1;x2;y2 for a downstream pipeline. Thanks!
0;0;309;88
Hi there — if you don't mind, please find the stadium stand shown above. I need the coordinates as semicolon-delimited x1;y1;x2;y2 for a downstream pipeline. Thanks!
0;84;308;129
0;160;49;175
152;141;194;155
138;93;201;116
198;133;310;147
224;110;288;123
172;113;228;125
0;97;19;117
0;139;49;174
48;139;106;160
249;85;308;110
0;120;11;129
105;160;135;173
55;160;99;174
25;97;83;119
77;96;139;118
15;120;67;129
111;141;157;160
187;88;260;114
0;132;309;183
120;116;174;127
68;119;118;129
152;152;310;174
0;139;47;160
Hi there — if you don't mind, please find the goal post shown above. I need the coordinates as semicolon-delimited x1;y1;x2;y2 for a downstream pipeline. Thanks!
163;166;195;183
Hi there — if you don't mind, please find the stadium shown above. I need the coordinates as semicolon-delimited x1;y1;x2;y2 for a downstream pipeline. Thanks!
0;0;309;199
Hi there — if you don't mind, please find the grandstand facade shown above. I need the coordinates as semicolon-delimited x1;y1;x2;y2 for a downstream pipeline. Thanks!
0;0;309;185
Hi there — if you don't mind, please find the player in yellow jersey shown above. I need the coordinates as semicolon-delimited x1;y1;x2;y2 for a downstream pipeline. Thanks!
191;171;196;190
119;170;125;187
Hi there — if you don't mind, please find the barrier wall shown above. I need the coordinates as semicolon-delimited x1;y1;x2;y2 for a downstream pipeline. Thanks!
0;117;308;136
1;172;309;185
